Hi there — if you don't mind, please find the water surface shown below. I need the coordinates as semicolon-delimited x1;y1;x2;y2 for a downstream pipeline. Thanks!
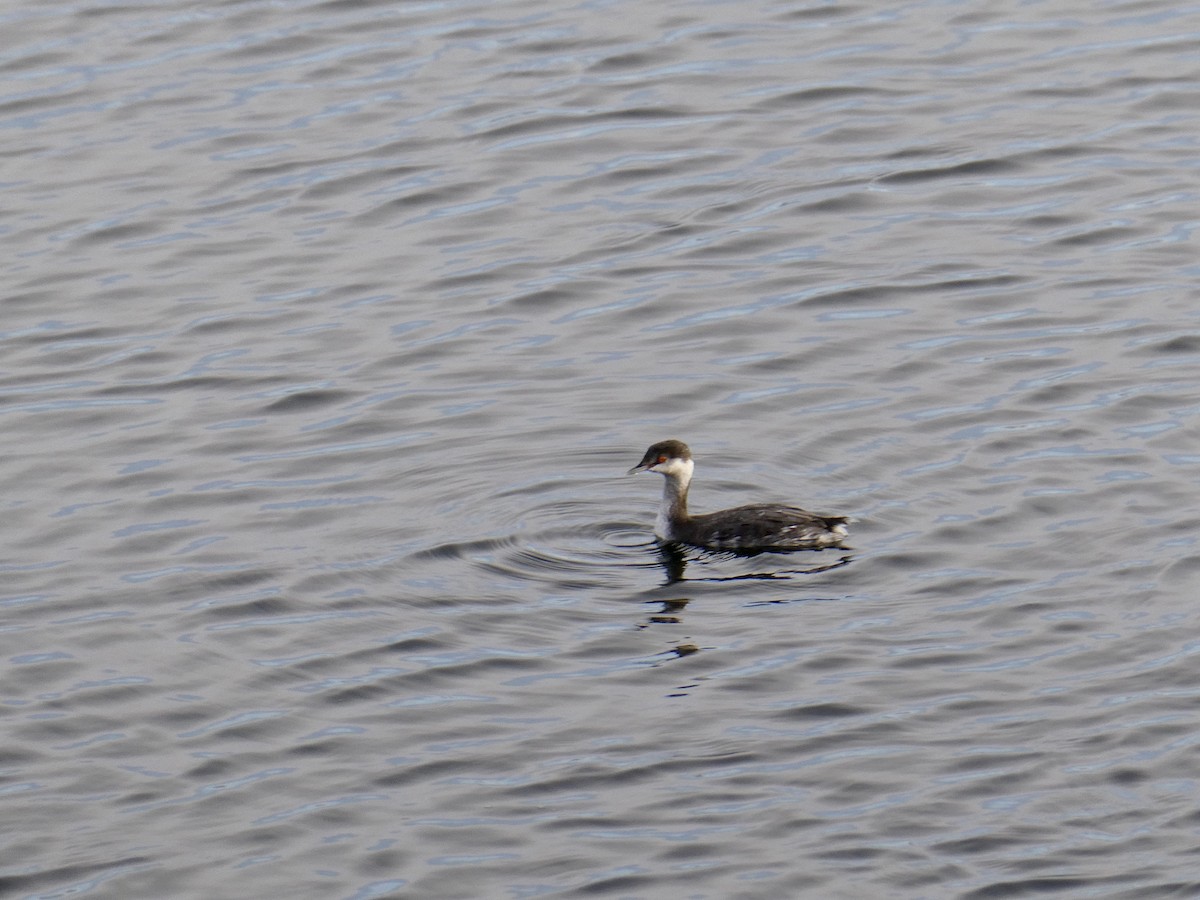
3;0;1200;897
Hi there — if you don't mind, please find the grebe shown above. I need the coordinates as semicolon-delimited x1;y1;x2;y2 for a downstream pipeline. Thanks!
627;439;849;552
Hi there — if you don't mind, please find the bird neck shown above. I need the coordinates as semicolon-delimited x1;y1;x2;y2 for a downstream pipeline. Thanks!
656;461;693;536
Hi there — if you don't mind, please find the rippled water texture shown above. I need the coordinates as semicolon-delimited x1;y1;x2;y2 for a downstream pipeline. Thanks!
4;0;1200;897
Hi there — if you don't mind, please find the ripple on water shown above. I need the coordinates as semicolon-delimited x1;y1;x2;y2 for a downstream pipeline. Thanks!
3;0;1200;897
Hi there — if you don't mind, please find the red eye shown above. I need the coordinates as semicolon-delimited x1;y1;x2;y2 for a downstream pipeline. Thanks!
657;455;667;463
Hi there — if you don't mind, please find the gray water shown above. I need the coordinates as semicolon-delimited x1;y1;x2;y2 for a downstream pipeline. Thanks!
3;0;1200;897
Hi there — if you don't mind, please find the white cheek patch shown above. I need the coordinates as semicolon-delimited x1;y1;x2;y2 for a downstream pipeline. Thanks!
656;458;693;478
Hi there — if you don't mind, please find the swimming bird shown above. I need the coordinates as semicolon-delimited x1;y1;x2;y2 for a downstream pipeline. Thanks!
628;439;848;552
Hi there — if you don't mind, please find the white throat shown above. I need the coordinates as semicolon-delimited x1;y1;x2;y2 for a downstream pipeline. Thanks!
654;458;693;539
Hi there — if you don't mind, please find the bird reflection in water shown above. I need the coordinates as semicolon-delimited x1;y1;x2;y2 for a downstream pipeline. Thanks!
635;542;854;662
653;539;853;585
